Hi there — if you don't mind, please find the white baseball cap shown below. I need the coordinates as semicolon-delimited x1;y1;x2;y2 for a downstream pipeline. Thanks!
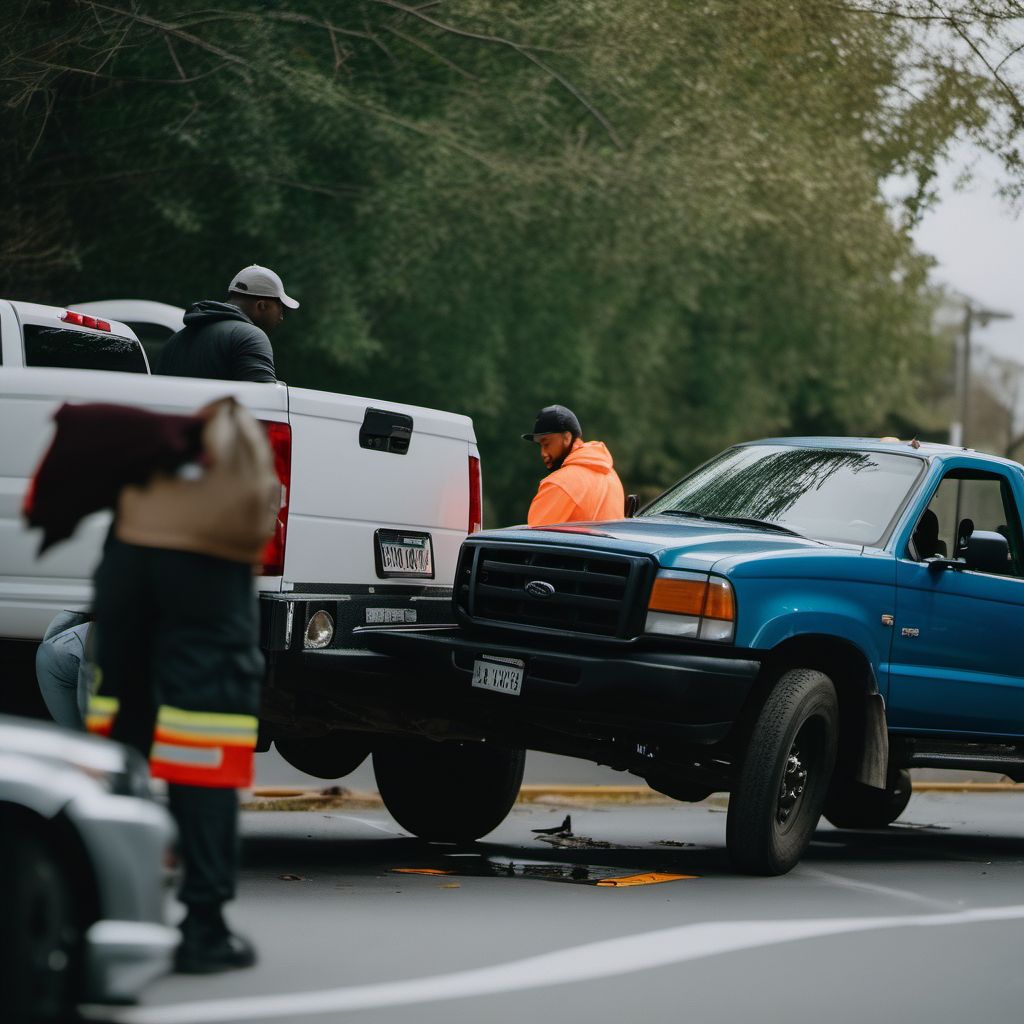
228;265;300;309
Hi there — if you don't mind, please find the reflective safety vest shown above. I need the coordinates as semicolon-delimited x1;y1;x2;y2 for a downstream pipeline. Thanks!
87;694;258;788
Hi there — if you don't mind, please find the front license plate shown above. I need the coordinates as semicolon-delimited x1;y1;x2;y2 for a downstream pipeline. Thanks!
471;656;525;696
374;529;434;579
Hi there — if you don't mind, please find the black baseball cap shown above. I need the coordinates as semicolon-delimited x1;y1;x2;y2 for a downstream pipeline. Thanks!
521;405;582;441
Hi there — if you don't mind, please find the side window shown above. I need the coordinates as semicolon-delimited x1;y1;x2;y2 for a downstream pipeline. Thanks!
23;325;148;374
909;470;1024;576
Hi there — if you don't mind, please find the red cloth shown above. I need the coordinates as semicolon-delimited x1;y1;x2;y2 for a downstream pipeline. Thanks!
24;402;205;553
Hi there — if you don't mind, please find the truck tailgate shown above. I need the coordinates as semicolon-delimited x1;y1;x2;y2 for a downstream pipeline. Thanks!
284;388;477;590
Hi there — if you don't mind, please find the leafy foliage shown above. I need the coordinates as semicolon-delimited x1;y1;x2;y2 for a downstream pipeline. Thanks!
2;1;1022;523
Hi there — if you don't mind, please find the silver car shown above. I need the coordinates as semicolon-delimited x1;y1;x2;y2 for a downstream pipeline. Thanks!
0;715;178;1022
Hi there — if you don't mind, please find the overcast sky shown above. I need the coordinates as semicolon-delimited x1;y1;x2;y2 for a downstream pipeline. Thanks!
910;144;1024;366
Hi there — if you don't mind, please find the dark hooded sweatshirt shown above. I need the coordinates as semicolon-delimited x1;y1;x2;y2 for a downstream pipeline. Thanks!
156;301;276;383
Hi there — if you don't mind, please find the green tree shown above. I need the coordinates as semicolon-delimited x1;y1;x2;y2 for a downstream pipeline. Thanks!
2;1;1021;523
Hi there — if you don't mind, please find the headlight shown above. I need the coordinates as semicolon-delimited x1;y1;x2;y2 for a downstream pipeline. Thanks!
645;570;736;642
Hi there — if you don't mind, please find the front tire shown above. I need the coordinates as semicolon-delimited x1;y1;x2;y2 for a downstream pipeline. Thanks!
373;741;525;842
823;768;913;829
0;826;80;1023
726;669;838;875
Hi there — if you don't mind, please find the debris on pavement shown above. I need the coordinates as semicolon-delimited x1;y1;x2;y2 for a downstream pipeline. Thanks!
532;814;573;836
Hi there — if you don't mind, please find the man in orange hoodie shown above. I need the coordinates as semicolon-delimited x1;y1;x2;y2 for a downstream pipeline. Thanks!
523;405;626;526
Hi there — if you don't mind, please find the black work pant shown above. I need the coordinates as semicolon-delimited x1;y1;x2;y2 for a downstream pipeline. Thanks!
168;785;239;905
93;537;262;908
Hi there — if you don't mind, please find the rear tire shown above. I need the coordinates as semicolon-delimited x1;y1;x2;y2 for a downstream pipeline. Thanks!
0;826;80;1023
823;768;913;829
726;669;838;875
373;741;525;842
275;732;371;780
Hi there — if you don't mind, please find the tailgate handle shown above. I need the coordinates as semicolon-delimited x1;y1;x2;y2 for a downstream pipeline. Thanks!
360;408;413;455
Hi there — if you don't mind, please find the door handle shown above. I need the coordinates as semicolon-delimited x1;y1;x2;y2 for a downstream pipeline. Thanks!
360;408;413;455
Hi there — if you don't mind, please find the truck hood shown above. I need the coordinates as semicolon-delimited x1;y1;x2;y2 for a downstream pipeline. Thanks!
478;515;853;573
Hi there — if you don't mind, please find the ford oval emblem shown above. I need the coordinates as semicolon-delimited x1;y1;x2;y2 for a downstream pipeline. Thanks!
525;580;556;599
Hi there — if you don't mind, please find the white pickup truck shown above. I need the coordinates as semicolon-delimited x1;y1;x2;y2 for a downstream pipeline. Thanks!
0;299;524;836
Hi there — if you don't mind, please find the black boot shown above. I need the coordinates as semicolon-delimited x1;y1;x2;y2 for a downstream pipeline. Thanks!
175;903;257;974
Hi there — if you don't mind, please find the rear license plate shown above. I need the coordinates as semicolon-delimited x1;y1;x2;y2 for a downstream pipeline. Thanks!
374;529;434;579
471;656;525;696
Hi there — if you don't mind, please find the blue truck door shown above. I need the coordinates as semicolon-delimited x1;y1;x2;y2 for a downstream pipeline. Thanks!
889;467;1024;737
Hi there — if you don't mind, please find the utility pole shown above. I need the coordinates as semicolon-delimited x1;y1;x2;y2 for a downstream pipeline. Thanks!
949;298;1013;449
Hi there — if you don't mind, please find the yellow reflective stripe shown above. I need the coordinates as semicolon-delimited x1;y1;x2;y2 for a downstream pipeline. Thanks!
156;727;256;748
88;695;120;714
85;694;119;732
155;706;257;748
157;706;258;732
85;692;118;733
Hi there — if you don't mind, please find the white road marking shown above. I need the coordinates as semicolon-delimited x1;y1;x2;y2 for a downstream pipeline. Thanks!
81;904;1024;1024
801;868;960;910
329;814;406;836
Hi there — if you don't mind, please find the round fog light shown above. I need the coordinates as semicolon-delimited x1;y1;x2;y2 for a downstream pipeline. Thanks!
304;610;335;649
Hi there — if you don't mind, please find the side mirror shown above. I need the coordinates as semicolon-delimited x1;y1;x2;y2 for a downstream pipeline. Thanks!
963;530;1010;574
625;494;639;518
926;555;964;573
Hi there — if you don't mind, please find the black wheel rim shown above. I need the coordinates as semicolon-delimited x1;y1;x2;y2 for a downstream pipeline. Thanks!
776;718;823;830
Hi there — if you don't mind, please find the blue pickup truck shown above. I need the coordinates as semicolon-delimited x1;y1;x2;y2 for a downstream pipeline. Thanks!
360;437;1024;875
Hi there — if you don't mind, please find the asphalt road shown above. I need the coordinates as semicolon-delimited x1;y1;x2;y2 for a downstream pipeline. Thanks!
84;791;1024;1024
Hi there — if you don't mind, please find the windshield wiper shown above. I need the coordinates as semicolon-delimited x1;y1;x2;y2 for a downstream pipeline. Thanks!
660;510;804;538
696;514;805;538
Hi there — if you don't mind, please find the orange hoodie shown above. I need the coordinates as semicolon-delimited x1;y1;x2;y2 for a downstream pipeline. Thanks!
527;439;626;527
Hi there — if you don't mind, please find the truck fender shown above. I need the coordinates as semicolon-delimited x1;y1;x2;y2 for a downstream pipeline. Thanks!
754;616;890;790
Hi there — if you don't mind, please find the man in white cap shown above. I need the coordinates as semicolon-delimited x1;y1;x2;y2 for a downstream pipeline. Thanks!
157;265;300;382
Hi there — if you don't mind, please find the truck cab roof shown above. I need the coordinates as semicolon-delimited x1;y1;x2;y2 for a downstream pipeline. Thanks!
1;299;149;373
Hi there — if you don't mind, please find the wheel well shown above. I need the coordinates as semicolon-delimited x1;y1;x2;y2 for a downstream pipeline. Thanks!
0;802;101;930
738;635;884;786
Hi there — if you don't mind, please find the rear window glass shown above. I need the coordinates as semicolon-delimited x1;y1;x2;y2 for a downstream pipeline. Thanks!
23;325;148;374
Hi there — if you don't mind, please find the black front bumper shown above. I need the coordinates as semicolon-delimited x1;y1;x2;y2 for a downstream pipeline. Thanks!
356;625;760;744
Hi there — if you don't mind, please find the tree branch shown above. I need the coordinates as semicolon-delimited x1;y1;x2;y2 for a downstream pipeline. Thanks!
371;0;623;149
932;0;1024;121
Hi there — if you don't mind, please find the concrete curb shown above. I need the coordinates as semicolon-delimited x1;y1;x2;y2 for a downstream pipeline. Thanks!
911;781;1024;792
244;780;1024;810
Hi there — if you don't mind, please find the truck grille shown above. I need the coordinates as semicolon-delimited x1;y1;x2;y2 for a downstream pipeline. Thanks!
455;541;653;640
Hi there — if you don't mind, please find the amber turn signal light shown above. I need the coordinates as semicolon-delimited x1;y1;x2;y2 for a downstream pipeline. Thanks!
703;577;735;621
648;576;708;616
648;575;735;621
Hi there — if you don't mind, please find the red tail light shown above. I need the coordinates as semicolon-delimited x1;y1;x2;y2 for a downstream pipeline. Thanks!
468;454;482;534
62;311;111;332
260;421;292;576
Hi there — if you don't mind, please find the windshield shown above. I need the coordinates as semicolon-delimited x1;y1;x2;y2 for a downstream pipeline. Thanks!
644;444;925;546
